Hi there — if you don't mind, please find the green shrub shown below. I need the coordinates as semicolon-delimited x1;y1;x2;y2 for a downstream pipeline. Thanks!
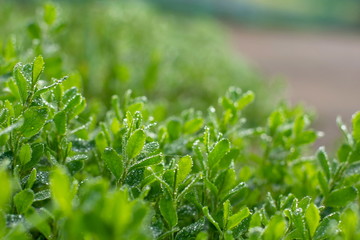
1;2;360;240
0;56;359;239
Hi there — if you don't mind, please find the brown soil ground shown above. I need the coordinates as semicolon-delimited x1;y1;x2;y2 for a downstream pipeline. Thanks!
228;26;360;149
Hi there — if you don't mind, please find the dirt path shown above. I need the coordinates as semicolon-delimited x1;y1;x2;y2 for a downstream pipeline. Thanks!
228;26;360;149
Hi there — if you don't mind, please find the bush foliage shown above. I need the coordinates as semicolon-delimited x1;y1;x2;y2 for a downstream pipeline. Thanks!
1;2;360;240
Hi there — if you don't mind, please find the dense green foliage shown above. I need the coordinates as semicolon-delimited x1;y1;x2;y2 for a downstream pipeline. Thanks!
1;2;360;240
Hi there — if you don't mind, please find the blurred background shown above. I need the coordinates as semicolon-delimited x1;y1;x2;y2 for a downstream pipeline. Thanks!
152;0;360;148
1;0;360;149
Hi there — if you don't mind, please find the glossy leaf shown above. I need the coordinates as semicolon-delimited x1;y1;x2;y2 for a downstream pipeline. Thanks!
14;189;34;214
129;153;162;171
352;112;360;142
19;143;32;165
202;207;222;234
208;139;230;169
236;91;255;111
54;111;66;135
0;169;11;209
32;55;44;85
324;187;358;208
176;155;192;186
126;129;146;159
167;119;182;141
317;147;331;180
20;107;48;138
227;207;250;230
159;197;178;228
25;168;37;189
14;65;28;103
305;203;320;237
262;214;286;240
103;148;124;180
184;118;204;134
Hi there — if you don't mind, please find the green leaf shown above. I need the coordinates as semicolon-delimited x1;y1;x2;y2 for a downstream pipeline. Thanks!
14;189;34;214
54;111;67;135
292;209;308;240
129;153;162;171
293;115;305;138
20;107;48;138
32;55;44;86
66;160;84;175
103;148;124;180
23;143;44;171
262;214;286;240
249;211;262;228
50;167;73;215
43;3;57;25
202;206;222;234
0;170;11;209
176;155;193;186
14;64;29;103
324;187;358;208
317;147;331;180
313;213;339;240
26;207;52;239
349;142;360;163
227;207;250;230
159;197;178;228
317;172;329;195
27;22;41;39
64;94;81;113
96;131;107;153
345;162;360;177
208;139;230;169
222;182;248;202
176;219;206;240
68;97;86;120
126;129;146;159
305;203;320;237
111;95;122;120
34;77;68;98
338;144;352;163
204;178;218;195
268;109;285;134
167;118;182;141
34;190;51;202
352;111;360;142
25;168;37;189
184;118;204;134
340;207;359;240
235;91;255;111
19;143;32;165
223;200;231;228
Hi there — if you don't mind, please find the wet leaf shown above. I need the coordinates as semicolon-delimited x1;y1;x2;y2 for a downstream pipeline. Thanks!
103;148;124;180
19;143;32;165
176;155;192;187
305;203;320;237
126;129;146;159
208;139;230;169
324;187;358;208
14;64;28;103
32;55;44;85
227;207;250;230
129;153;162;171
159;197;177;228
20;107;48;138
